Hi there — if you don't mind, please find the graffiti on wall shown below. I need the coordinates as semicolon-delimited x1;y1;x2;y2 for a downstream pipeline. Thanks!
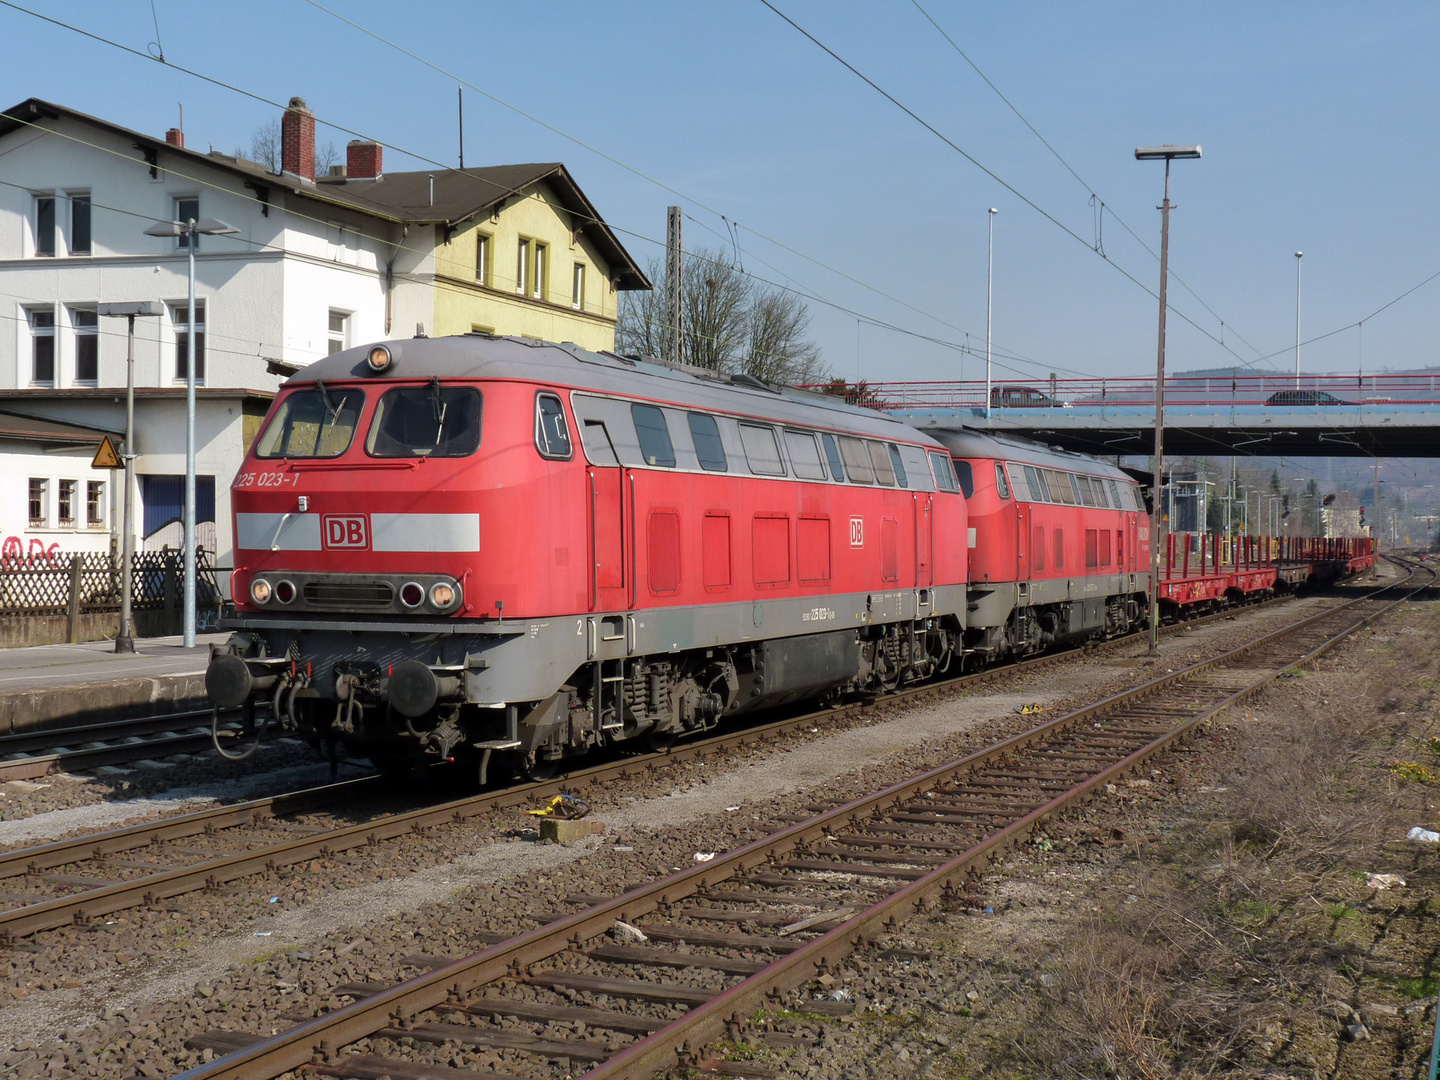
1;535;63;569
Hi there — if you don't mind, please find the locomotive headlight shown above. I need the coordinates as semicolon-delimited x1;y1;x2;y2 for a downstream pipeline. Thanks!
274;579;296;605
250;578;272;605
365;344;394;374
399;581;425;608
429;582;456;609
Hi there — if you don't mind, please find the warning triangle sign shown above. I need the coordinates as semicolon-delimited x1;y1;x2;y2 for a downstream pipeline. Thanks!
92;435;123;470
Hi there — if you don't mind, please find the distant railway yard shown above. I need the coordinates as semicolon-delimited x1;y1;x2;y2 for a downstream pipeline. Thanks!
0;558;1434;1080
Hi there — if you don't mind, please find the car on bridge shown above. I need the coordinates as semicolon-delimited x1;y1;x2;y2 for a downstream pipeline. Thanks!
991;385;1070;408
1265;389;1355;406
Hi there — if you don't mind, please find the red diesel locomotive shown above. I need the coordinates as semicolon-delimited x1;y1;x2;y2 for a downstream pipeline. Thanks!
206;335;970;776
930;429;1150;663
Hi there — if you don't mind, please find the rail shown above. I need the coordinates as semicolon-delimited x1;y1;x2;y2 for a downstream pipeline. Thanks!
165;558;1429;1080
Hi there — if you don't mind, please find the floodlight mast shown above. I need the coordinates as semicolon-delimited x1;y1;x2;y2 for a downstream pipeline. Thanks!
1133;145;1201;657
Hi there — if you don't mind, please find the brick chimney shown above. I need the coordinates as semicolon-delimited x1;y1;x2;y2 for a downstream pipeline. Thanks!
281;96;315;182
165;128;184;148
346;139;382;180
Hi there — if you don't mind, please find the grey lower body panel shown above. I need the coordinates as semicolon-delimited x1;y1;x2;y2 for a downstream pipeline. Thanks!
228;584;967;706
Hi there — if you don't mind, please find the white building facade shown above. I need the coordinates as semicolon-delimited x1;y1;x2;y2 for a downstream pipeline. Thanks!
0;98;401;585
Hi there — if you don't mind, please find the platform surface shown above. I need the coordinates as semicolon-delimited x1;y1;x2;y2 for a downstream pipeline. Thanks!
0;633;228;734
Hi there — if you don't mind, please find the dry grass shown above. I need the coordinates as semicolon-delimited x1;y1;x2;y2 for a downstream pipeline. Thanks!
1020;628;1440;1079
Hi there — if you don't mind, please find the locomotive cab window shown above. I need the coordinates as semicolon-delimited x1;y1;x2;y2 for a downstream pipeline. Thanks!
631;403;676;467
534;394;572;459
688;412;728;471
367;382;482;458
887;444;909;488
820;433;846;482
784;429;827;480
929;452;959;493
994;462;1010;500
953;460;975;498
256;385;365;459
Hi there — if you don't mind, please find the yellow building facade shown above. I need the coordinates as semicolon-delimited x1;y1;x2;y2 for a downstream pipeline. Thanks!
432;182;624;351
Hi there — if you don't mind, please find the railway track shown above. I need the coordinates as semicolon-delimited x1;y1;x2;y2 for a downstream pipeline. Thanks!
0;581;1330;946
0;708;270;782
0;581;1310;786
155;556;1427;1080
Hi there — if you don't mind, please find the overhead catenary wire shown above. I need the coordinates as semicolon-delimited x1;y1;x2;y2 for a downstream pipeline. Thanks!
908;0;1267;365
756;0;1319;373
4;0;1433;386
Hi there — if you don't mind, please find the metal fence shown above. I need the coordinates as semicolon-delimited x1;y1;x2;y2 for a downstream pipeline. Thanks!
0;549;222;618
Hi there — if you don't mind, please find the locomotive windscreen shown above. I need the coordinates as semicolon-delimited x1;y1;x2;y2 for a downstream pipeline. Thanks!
256;387;365;458
366;385;483;458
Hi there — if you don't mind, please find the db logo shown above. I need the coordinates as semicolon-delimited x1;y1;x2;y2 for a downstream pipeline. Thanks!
323;515;369;549
849;516;864;548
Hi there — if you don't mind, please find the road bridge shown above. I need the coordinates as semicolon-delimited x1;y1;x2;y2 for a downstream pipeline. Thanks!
848;373;1440;457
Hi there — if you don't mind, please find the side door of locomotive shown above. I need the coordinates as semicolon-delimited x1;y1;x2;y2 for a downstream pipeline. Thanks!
578;417;630;612
915;490;933;587
1011;462;1030;581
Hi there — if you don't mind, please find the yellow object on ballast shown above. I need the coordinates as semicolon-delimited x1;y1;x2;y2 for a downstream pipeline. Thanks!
527;793;592;819
1014;703;1048;715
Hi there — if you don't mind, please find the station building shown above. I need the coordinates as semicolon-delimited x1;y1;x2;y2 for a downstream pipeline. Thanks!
0;96;647;586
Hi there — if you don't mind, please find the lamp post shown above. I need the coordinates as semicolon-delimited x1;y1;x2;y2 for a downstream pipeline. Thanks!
142;215;238;647
1135;144;1201;656
1294;251;1303;388
985;207;998;419
97;301;163;653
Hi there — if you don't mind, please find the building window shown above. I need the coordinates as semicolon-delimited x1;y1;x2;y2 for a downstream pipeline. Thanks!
175;197;199;248
572;263;585;310
29;308;55;384
58;480;76;526
29;478;47;527
516;238;530;294
532;242;547;300
73;308;98;383
328;310;348;355
34;194;55;256
475;233;489;286
87;480;105;527
69;193;91;254
174;302;206;382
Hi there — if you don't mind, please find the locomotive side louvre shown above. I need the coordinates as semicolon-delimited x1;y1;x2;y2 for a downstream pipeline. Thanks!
931;428;1151;663
209;335;968;776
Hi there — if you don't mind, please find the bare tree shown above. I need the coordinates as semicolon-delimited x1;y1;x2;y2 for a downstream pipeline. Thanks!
616;257;671;360
317;140;341;175
246;119;281;171
745;289;824;384
682;251;748;372
616;245;827;385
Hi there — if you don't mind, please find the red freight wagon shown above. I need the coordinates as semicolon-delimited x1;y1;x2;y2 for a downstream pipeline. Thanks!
208;335;968;778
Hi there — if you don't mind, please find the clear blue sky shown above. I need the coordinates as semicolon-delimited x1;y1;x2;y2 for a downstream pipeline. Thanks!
4;1;1437;386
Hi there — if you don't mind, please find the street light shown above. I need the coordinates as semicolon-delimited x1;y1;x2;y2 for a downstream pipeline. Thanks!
142;215;238;648
1135;144;1201;657
985;207;998;420
1294;251;1303;388
97;301;163;653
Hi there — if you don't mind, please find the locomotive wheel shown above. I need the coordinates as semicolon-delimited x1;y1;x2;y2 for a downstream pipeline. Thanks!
517;753;560;781
642;728;678;753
